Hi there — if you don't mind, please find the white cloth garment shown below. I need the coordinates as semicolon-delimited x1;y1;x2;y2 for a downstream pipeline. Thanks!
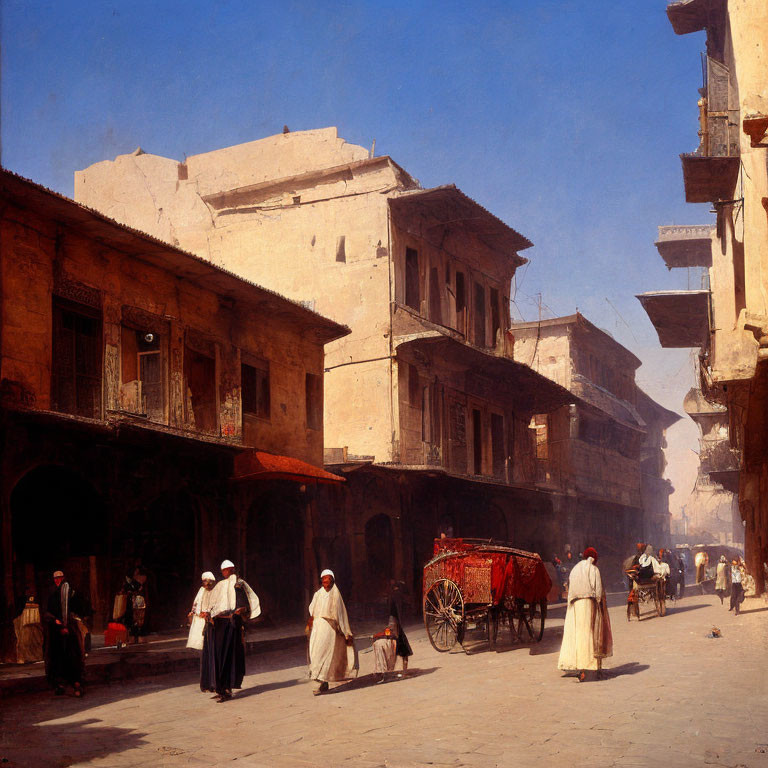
186;586;216;650
558;557;613;672
209;574;261;620
639;553;664;576
308;583;357;682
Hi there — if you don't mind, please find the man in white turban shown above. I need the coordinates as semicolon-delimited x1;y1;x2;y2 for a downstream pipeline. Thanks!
307;569;357;694
204;560;260;701
187;571;217;693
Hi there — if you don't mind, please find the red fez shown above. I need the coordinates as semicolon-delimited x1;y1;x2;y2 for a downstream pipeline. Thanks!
583;547;598;562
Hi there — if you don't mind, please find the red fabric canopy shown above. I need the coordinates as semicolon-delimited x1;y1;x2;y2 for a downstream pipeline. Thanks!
232;450;345;485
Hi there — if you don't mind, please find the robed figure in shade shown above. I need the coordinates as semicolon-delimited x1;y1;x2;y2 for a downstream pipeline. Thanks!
206;560;260;701
44;570;90;697
186;571;217;692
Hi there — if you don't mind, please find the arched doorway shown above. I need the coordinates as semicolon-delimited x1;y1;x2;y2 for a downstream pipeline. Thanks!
365;513;394;601
122;490;199;632
246;484;305;622
11;465;108;629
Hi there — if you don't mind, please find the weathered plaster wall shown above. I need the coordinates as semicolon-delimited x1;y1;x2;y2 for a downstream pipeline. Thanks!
75;133;398;462
0;201;325;465
511;327;571;389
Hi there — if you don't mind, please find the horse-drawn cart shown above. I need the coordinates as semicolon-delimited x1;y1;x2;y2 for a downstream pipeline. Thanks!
422;538;552;652
626;575;667;620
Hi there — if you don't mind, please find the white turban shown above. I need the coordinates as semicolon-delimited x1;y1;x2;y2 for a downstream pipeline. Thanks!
201;571;215;581
221;560;235;570
320;569;334;579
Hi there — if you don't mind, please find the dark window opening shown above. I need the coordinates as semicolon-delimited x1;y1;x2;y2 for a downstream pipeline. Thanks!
121;325;166;422
532;414;549;459
456;271;467;334
52;298;102;418
306;372;322;430
474;283;486;346
491;413;505;478
490;287;501;346
429;266;442;325
472;408;483;474
242;361;270;420
184;347;217;433
405;247;420;310
336;235;346;263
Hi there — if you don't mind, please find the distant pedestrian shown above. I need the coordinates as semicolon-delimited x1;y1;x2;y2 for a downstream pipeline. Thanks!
307;569;357;695
730;558;745;615
43;570;89;697
715;556;730;604
558;547;613;683
372;582;412;683
206;560;260;702
694;551;709;592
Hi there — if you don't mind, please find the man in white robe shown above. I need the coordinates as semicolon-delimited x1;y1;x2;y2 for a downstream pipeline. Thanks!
205;560;260;701
307;569;356;694
558;547;613;682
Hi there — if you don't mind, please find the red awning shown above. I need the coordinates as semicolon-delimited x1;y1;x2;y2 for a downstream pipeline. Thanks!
232;450;346;485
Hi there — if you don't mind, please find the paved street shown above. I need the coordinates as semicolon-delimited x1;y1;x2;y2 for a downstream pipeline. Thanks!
2;593;767;768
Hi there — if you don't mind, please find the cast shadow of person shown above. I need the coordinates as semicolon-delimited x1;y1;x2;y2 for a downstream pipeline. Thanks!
322;667;438;695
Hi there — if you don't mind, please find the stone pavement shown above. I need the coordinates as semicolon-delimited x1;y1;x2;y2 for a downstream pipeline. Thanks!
1;593;767;768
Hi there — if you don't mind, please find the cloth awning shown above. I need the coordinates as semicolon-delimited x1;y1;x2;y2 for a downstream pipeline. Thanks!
232;450;345;485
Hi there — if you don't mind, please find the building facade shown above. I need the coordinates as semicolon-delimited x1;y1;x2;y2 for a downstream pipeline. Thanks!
75;129;596;610
639;0;768;592
0;170;348;658
509;314;680;565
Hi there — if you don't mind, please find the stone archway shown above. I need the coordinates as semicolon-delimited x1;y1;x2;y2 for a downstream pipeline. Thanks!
10;465;108;629
364;513;394;601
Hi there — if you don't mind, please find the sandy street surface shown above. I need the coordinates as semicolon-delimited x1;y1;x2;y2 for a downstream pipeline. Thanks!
1;593;767;768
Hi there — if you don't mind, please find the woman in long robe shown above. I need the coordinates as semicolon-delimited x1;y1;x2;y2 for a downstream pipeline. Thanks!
186;571;217;692
557;547;613;682
308;569;356;694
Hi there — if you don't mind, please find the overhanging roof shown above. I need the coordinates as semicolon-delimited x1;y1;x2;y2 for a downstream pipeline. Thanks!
681;155;740;204
389;185;532;265
667;0;725;35
655;225;713;268
0;168;350;345
396;335;573;413
232;450;345;485
637;290;710;348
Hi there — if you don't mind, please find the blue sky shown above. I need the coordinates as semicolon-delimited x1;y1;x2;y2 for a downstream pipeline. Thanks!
1;0;709;506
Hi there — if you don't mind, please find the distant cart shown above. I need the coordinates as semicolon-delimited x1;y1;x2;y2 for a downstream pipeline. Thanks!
422;538;552;652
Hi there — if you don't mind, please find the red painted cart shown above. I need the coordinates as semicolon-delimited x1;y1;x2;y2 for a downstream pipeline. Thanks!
423;538;552;652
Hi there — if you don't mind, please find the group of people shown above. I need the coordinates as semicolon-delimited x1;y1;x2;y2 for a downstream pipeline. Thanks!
185;560;261;701
714;555;750;614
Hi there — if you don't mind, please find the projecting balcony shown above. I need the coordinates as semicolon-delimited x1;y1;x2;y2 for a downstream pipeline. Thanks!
655;225;713;269
699;438;740;475
667;0;725;36
636;290;710;348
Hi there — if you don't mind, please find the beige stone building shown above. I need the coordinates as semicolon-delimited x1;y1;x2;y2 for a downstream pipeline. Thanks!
76;129;598;607
509;314;679;558
639;0;768;593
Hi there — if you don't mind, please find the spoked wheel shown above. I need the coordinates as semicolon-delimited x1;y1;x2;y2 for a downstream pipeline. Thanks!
488;608;499;650
526;600;546;642
424;579;464;652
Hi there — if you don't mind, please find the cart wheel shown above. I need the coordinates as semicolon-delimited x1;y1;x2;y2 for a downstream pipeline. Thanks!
423;578;464;652
529;600;546;642
488;608;499;650
519;600;546;642
658;583;667;617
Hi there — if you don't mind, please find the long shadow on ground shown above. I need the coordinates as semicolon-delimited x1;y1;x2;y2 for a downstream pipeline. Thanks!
323;667;438;695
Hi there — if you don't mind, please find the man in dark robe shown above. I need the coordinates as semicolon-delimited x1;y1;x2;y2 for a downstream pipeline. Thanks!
205;560;260;702
44;570;88;697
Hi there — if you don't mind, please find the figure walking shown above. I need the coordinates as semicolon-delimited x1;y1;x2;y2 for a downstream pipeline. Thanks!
43;570;89;697
307;569;356;695
206;560;260;702
186;571;217;692
558;547;613;682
